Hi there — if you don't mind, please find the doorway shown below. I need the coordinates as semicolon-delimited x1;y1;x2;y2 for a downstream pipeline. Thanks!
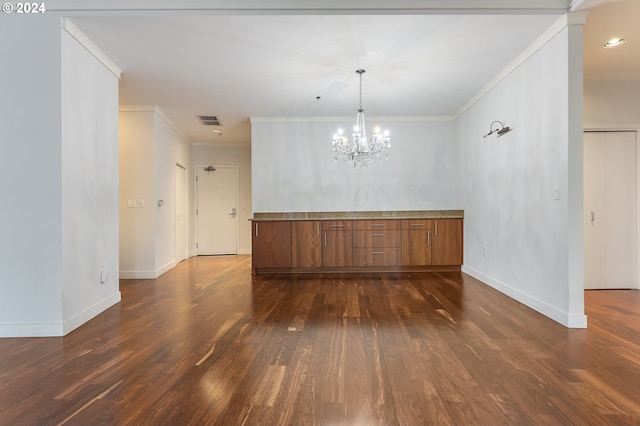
583;131;637;289
175;163;187;263
195;165;239;255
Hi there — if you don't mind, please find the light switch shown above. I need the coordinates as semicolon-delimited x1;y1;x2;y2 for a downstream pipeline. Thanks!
553;186;560;201
138;199;145;208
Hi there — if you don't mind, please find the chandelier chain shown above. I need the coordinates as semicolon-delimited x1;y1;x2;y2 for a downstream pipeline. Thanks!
358;69;364;112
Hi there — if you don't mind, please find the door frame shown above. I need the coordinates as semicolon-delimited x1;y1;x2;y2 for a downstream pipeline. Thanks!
584;128;639;289
194;164;240;256
174;162;188;263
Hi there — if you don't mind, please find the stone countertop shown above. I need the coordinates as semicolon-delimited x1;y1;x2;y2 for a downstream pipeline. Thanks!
251;210;463;221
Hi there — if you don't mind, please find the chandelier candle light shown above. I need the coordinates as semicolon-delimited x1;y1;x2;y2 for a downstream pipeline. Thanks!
332;69;391;168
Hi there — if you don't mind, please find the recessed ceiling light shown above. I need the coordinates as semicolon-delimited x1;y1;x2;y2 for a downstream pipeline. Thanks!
603;38;626;48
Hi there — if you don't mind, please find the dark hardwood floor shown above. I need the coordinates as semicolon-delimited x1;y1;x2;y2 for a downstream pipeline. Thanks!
1;255;639;425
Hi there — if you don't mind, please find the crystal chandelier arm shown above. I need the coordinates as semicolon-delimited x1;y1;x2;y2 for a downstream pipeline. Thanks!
332;69;391;168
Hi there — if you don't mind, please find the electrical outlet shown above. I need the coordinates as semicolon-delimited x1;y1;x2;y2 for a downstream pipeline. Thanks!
553;186;560;200
127;200;135;208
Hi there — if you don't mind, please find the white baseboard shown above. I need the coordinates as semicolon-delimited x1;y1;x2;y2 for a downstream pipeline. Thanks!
119;270;157;279
462;265;587;328
0;291;122;337
120;260;177;279
0;322;63;338
155;260;176;278
63;291;121;335
238;249;251;255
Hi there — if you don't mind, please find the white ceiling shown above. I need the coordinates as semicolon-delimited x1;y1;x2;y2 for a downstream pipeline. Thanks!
64;0;639;146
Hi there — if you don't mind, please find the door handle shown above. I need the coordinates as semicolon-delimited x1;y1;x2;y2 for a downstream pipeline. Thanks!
229;207;237;218
590;211;595;226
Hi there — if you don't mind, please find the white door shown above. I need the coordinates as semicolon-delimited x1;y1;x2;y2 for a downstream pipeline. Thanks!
175;164;187;263
195;166;238;255
584;131;637;289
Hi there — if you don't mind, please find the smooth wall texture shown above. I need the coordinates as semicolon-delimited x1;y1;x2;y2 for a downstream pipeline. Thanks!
0;16;64;336
251;120;459;213
191;144;252;254
458;22;586;327
119;108;193;278
119;111;156;277
584;78;640;291
584;80;640;127
61;29;121;334
154;113;192;270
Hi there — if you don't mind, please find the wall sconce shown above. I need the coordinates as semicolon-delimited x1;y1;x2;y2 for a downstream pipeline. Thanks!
483;121;513;138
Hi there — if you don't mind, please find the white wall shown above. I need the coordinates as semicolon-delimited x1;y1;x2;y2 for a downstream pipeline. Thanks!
61;27;121;334
191;144;252;254
119;108;192;278
458;17;587;327
251;119;459;213
154;112;192;269
119;111;156;276
0;16;64;336
0;16;122;336
584;80;640;128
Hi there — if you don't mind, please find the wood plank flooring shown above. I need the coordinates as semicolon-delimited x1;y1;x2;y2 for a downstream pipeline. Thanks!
1;255;639;425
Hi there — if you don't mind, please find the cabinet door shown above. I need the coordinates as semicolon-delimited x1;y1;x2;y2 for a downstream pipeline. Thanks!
322;230;353;267
401;229;432;265
292;221;321;268
432;219;463;265
401;219;432;266
252;221;292;269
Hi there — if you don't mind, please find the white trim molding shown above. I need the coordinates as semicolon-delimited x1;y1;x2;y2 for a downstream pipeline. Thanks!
462;266;588;328
454;12;587;119
63;292;121;335
120;105;189;141
250;115;454;124
62;18;122;79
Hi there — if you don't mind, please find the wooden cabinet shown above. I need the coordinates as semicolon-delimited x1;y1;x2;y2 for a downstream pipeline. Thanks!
251;221;291;271
291;221;321;268
251;215;462;273
321;221;353;267
432;219;463;265
401;219;433;266
353;220;402;266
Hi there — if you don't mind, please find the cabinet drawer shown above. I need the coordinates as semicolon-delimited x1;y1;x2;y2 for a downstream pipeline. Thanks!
353;248;401;266
353;230;401;248
352;220;401;230
402;219;432;229
321;220;353;231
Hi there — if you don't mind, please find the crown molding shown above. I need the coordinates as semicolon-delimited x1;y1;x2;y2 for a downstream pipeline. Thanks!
120;105;189;141
250;115;454;124
62;18;122;79
454;12;586;119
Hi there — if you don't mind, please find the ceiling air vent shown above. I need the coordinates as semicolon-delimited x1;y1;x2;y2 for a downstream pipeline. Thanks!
197;115;222;126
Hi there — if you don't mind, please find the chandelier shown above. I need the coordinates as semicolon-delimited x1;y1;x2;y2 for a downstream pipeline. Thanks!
332;69;391;168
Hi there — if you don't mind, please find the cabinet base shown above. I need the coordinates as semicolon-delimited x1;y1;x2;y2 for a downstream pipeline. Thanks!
252;265;461;275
